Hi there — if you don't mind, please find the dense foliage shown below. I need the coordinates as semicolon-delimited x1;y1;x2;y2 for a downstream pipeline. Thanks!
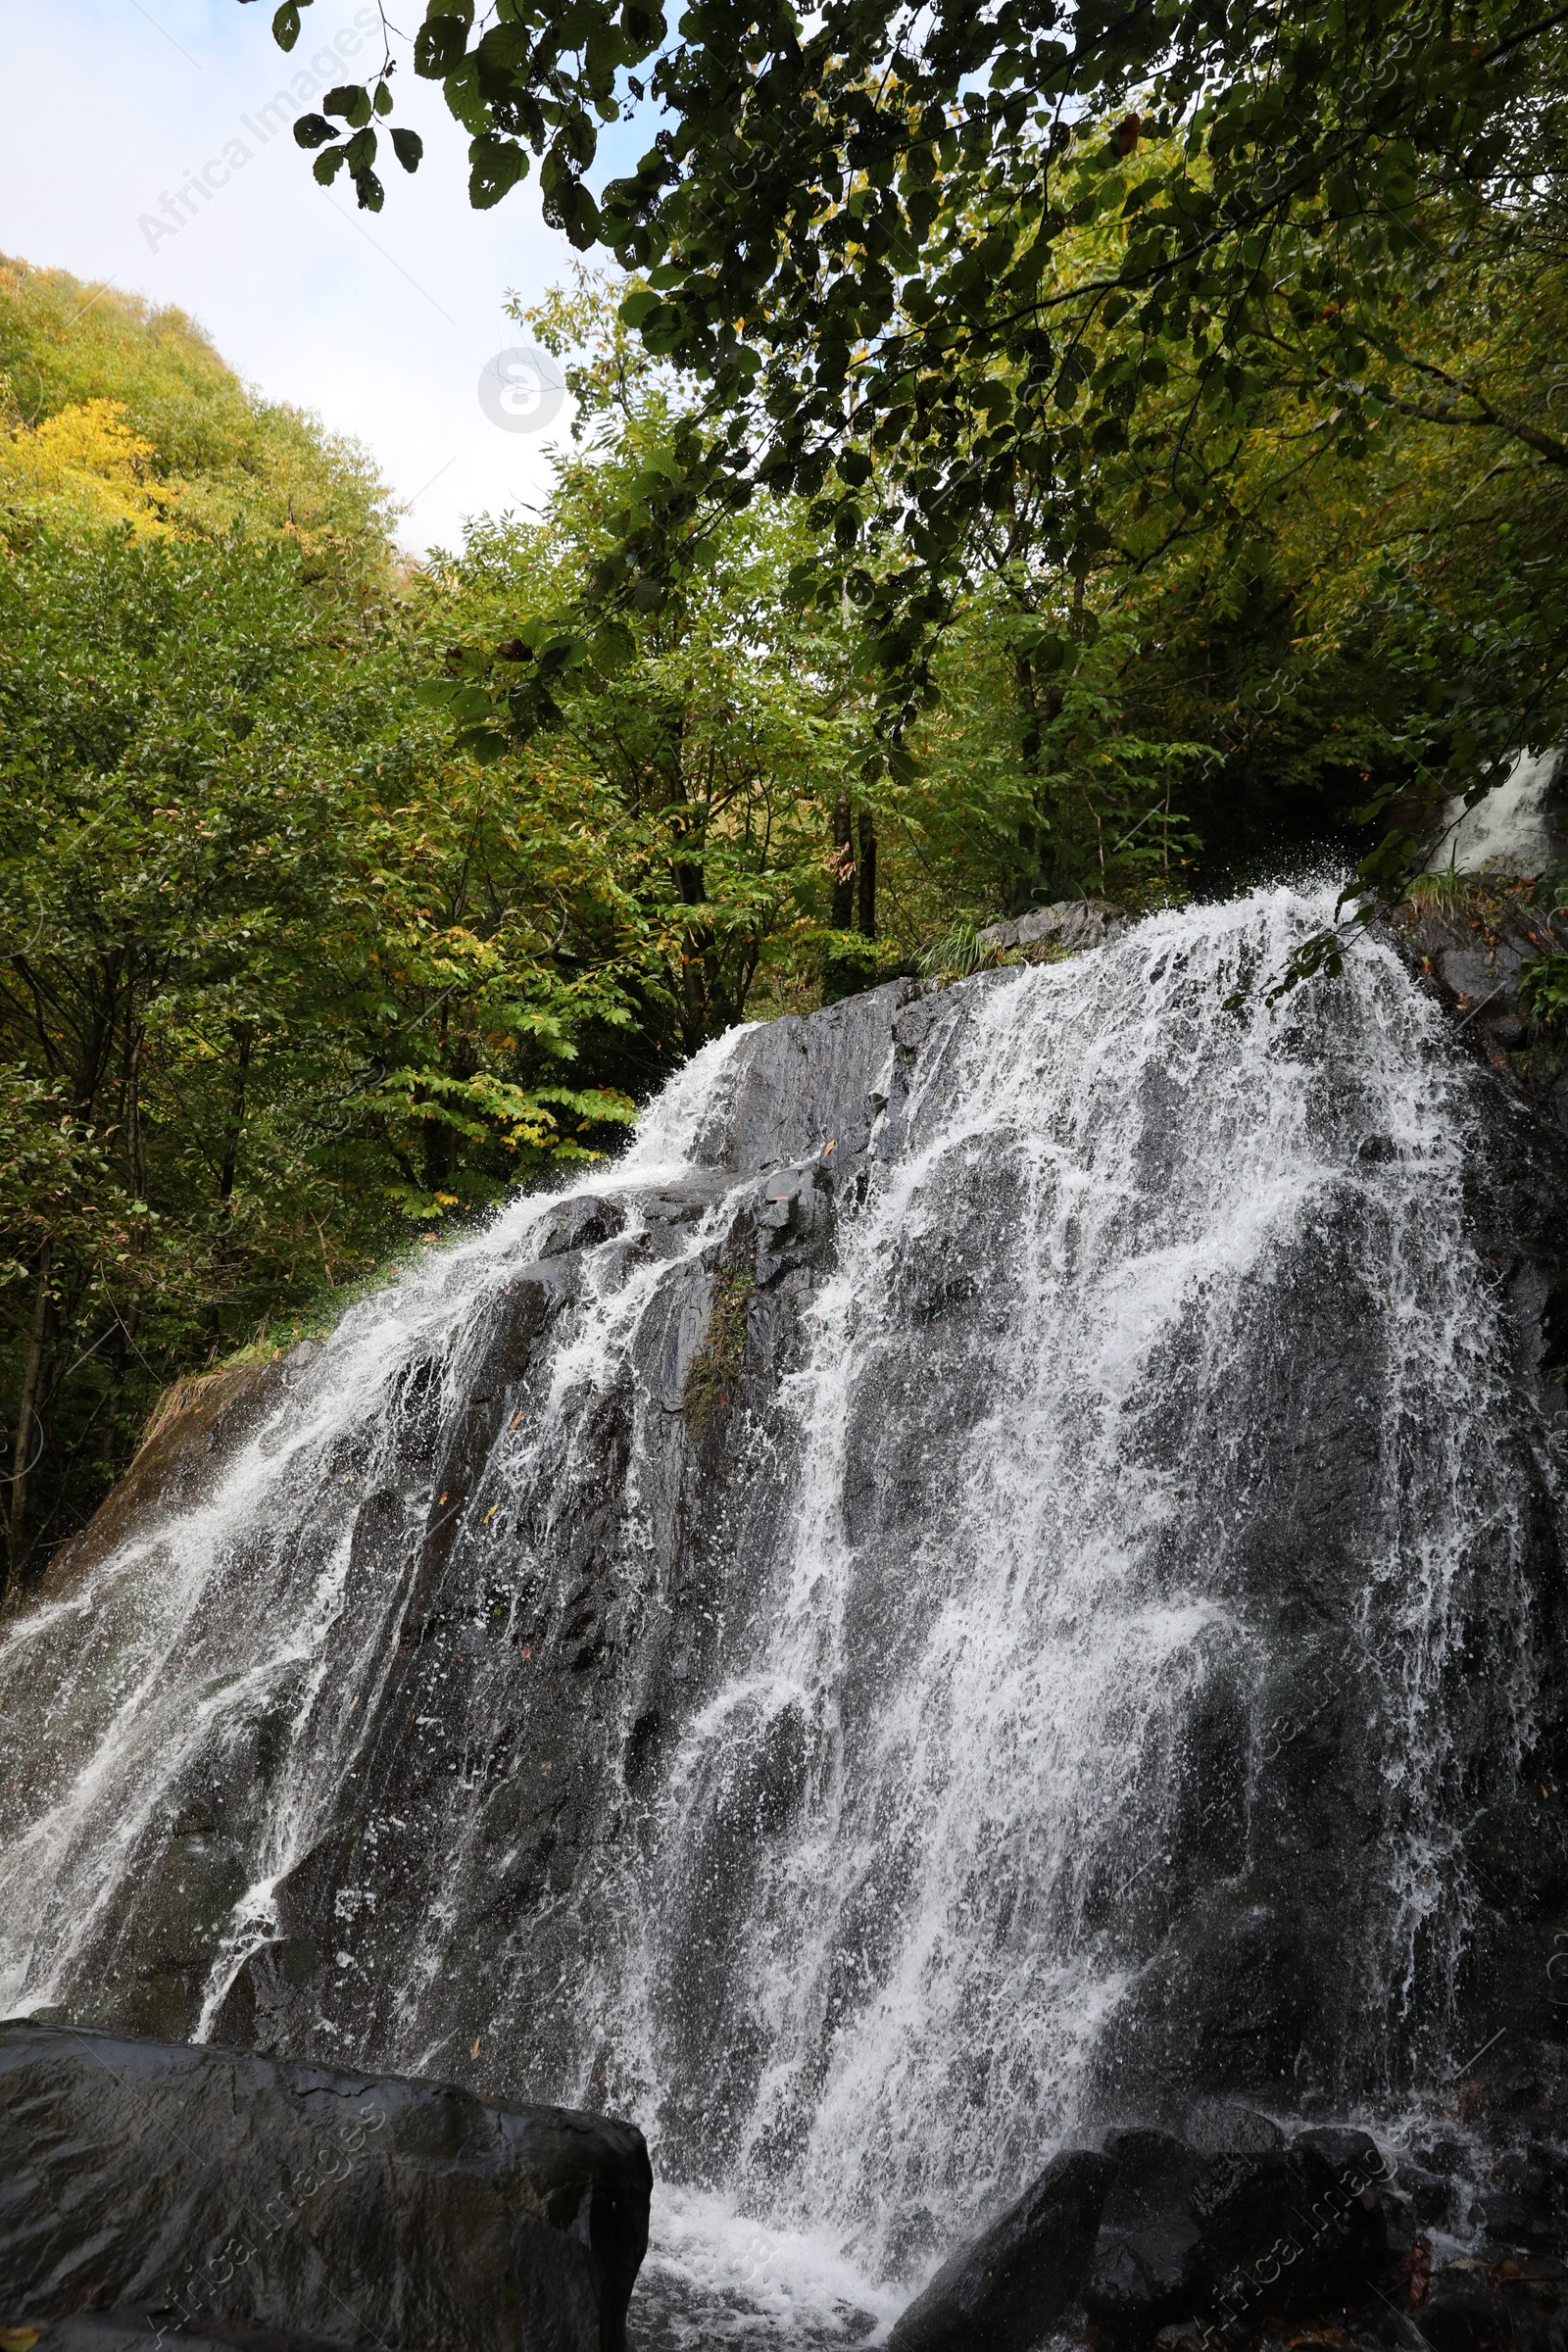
0;265;645;1586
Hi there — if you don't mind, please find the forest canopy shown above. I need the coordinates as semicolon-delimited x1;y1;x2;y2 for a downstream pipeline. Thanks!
266;0;1568;861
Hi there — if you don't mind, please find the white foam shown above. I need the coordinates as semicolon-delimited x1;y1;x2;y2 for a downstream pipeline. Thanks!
635;2184;903;2346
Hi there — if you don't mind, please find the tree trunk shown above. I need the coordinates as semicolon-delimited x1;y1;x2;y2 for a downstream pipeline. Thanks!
857;806;877;940
123;1018;146;1207
207;1025;255;1349
1011;642;1071;912
673;856;712;1052
831;793;856;929
5;1244;53;1600
219;1025;254;1206
1013;651;1042;914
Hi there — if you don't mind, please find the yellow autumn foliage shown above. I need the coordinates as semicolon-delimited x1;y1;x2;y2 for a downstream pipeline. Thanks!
0;396;177;533
0;254;396;596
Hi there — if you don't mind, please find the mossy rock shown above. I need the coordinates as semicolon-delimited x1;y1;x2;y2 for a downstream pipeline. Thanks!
683;1265;755;1440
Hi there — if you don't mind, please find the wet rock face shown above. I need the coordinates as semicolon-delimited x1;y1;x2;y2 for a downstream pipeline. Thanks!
192;987;929;2087
976;899;1125;959
0;2021;651;2352
1084;2125;1382;2341
1392;893;1568;1142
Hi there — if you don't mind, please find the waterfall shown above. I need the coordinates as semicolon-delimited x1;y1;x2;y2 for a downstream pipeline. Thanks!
1428;746;1562;874
1;886;1561;2345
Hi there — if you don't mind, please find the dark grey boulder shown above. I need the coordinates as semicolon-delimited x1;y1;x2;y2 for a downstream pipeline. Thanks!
0;2022;651;2352
886;2148;1115;2352
1396;2158;1457;2230
1084;2126;1393;2344
1473;2163;1567;2257
1292;2125;1386;2180
1413;2277;1523;2352
1191;2144;1383;2325
1084;2219;1208;2339
21;2317;347;2352
1100;2130;1204;2230
1087;2132;1209;2340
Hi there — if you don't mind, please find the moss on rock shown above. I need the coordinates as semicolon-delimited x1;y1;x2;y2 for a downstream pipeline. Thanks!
683;1265;755;1440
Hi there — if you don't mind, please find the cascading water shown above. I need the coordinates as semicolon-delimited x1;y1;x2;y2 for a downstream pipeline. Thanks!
1;886;1563;2345
1428;746;1563;874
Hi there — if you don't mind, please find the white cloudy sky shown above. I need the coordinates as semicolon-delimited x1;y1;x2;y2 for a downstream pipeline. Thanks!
0;0;644;552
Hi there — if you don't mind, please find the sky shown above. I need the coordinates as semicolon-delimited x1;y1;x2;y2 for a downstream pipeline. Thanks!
0;0;641;553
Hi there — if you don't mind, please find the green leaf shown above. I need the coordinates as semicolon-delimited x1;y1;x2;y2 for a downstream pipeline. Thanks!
414;14;467;76
543;178;602;250
585;22;625;87
312;144;347;183
469;134;528;209
476;20;533;68
592;620;637;672
635;300;682;351
293;113;337;149
271;0;305;50
620;1;665;53
457;728;511;764
390;126;423;173
441;53;489;133
324;83;370;124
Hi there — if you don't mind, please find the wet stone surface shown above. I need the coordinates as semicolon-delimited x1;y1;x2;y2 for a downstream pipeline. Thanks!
0;2021;651;2352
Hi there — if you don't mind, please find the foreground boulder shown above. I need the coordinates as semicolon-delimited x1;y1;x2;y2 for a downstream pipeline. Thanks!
1189;2139;1385;2321
1084;2130;1206;2338
901;2121;1392;2352
0;2022;650;2352
887;2149;1115;2352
